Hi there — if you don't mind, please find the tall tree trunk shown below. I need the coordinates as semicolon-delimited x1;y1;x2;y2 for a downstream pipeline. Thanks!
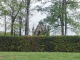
65;11;67;35
60;15;64;35
64;0;67;35
4;15;6;35
25;0;30;35
59;0;64;35
19;16;22;36
11;19;14;36
11;22;13;36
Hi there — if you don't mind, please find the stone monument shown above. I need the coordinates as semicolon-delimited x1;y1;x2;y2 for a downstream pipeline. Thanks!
32;24;46;35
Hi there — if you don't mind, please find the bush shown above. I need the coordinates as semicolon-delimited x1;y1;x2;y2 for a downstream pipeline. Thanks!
0;35;80;52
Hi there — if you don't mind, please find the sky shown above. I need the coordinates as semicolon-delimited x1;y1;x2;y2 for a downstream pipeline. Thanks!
0;1;52;35
29;1;76;35
0;0;79;35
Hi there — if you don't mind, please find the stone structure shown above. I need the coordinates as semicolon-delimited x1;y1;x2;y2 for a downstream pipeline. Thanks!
32;24;46;35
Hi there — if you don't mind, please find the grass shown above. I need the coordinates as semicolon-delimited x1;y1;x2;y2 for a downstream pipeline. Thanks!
0;52;80;60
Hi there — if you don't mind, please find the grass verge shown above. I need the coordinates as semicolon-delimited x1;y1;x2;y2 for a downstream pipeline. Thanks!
0;52;80;60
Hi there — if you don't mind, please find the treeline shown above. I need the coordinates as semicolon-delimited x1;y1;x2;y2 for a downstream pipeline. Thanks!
0;0;36;36
0;0;80;36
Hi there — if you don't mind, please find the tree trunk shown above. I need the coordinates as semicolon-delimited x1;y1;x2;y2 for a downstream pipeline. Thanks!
59;0;64;35
11;19;14;36
25;0;30;35
60;15;64;35
4;15;6;35
11;22;13;36
65;12;67;35
64;0;67;35
19;16;22;36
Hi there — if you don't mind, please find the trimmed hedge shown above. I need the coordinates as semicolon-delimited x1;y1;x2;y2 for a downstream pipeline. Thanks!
0;35;80;52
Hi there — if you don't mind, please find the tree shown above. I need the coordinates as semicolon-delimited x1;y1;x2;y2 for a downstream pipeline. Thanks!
37;0;79;35
0;3;9;35
0;0;25;36
21;0;39;35
24;0;44;35
4;15;6;35
25;0;31;35
19;16;22;36
0;0;41;36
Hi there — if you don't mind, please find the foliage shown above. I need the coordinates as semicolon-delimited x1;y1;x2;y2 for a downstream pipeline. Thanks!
0;31;18;36
0;0;41;36
0;36;80;52
0;0;27;36
38;20;50;36
37;0;80;35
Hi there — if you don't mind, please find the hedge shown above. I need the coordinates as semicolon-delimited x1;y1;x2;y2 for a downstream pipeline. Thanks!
0;35;80;52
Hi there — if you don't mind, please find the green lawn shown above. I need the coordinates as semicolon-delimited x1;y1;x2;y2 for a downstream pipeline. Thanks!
0;52;80;60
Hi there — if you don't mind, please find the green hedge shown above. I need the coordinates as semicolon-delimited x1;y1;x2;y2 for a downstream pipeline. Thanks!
0;36;80;52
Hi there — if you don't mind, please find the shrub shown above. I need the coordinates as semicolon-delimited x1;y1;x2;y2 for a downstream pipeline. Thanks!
0;35;80;52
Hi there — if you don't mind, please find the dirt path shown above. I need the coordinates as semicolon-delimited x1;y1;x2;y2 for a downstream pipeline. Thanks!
0;56;4;59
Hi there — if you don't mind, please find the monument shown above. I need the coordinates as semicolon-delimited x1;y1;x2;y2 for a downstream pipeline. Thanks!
32;24;46;35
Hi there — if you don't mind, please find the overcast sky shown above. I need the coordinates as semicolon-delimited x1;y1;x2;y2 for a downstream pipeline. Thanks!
0;1;79;35
30;1;76;35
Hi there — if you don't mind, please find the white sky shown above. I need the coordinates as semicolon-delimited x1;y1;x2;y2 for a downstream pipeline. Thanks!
0;1;79;35
30;1;76;35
